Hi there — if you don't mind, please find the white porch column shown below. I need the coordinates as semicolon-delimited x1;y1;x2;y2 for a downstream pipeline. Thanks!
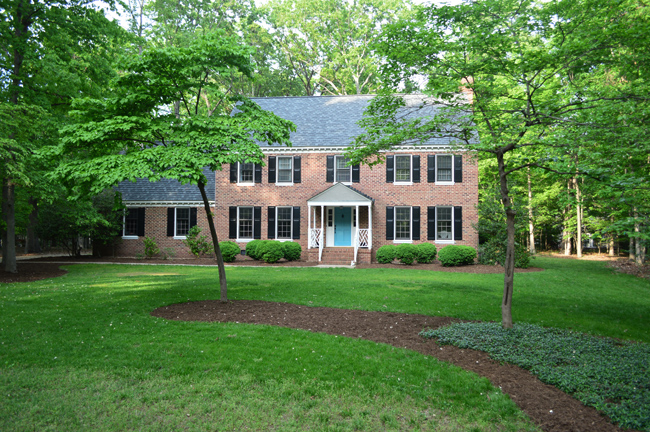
355;204;360;244
368;204;372;250
307;204;312;248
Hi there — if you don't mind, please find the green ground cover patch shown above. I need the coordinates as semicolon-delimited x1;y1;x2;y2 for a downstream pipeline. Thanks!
422;323;650;431
1;263;537;431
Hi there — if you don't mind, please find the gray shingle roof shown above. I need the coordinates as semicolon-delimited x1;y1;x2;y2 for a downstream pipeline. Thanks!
117;166;215;203
308;183;374;204
252;95;458;148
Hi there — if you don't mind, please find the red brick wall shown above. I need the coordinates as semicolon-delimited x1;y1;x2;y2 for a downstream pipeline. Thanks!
111;206;213;258
213;150;479;261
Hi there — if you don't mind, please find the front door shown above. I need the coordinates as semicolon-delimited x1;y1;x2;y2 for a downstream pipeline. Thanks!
334;207;352;246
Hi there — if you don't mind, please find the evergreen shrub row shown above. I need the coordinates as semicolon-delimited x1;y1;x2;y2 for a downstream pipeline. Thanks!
246;240;302;263
375;242;439;265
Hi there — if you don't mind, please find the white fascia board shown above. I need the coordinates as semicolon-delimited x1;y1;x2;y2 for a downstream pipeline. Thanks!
123;201;214;207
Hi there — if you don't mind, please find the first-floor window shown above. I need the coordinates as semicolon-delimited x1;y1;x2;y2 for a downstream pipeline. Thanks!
276;207;292;239
238;207;253;239
124;208;139;236
395;207;411;240
176;208;190;236
436;207;452;240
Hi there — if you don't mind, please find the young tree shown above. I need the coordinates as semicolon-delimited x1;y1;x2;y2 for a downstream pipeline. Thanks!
346;0;649;327
53;32;294;300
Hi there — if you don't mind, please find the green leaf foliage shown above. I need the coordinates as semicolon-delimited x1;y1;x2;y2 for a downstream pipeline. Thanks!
259;240;284;263
245;239;265;260
218;241;241;263
437;245;477;267
183;226;213;258
414;242;437;264
422;322;650;431
375;244;396;264
395;243;415;265
282;241;302;261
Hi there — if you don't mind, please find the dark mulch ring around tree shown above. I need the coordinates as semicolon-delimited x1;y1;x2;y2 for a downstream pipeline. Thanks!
152;300;629;432
0;262;68;283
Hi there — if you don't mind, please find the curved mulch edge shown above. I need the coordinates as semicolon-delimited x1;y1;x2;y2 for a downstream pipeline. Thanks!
152;300;623;432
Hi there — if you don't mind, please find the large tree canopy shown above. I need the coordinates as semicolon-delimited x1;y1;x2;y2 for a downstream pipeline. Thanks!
346;0;650;327
54;31;295;299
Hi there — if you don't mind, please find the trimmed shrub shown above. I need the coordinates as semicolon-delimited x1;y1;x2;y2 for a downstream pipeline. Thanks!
143;236;160;258
245;239;264;260
437;245;477;267
282;242;302;261
375;244;396;264
260;241;284;263
415;242;437;264
478;238;532;268
395;243;416;265
219;241;240;263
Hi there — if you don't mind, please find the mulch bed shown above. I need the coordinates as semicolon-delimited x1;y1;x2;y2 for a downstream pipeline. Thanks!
0;257;630;431
152;300;625;432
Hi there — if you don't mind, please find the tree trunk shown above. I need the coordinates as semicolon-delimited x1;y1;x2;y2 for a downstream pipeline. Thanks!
497;151;515;329
26;196;41;253
197;181;228;301
527;167;535;254
634;208;643;265
629;237;636;261
2;180;18;273
574;177;583;258
608;216;615;257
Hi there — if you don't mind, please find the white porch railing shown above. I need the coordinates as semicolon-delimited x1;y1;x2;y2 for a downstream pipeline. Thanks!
354;228;371;264
310;228;324;261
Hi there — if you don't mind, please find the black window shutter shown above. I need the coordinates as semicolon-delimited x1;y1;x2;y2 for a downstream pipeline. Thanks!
267;206;276;239
352;164;360;183
454;155;463;183
294;156;301;183
386;155;394;183
326;155;334;182
137;208;145;237
229;207;237;239
189;208;197;229
412;206;420;240
386;206;394;240
268;156;276;183
427;155;435;183
427;206;436;240
413;155;421;183
454;206;463;240
292;206;301;239
254;163;262;183
254;207;261;239
167;208;175;236
230;163;238;183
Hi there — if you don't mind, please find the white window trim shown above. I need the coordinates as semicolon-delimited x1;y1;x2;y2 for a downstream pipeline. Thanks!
173;207;190;240
236;206;254;242
435;154;454;185
393;206;413;243
237;162;255;186
275;206;293;240
394;154;413;185
122;209;139;239
334;155;353;185
275;156;294;185
435;206;455;244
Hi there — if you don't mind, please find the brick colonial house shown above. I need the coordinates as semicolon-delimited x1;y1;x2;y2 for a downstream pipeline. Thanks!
115;95;478;264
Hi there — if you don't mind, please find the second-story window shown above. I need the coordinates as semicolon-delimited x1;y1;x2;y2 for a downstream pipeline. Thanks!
277;157;292;183
335;156;352;183
437;155;453;182
240;163;254;183
395;155;411;182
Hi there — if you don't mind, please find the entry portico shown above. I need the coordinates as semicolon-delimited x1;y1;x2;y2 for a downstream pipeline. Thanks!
307;183;373;263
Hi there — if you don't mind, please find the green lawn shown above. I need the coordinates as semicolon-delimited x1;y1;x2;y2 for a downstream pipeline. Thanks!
1;256;647;431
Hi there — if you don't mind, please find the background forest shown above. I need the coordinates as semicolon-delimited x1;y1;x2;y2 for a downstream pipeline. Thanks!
1;0;648;272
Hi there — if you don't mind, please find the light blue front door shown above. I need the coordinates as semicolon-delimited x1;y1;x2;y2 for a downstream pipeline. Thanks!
334;207;352;246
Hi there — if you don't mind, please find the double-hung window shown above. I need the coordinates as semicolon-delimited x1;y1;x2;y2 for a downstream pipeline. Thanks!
395;207;412;241
239;163;254;183
175;208;191;237
123;209;139;237
395;155;411;183
436;155;453;183
436;207;453;240
335;156;352;183
276;207;292;239
277;157;292;183
238;207;254;240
